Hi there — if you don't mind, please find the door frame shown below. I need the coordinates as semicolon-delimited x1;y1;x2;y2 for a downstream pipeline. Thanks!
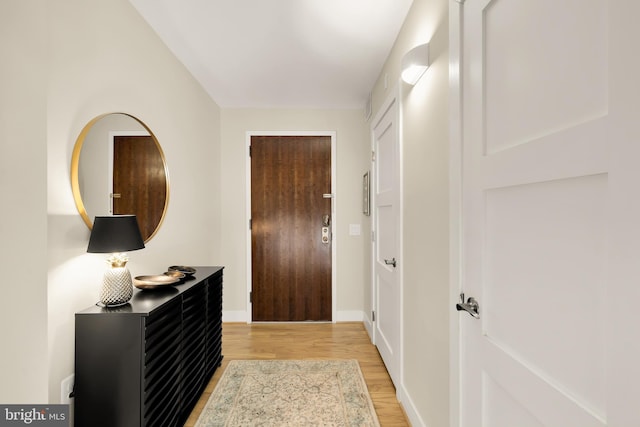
448;1;464;426
245;131;337;323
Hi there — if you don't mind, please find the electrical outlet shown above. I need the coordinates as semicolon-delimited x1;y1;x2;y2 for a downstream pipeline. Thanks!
60;374;74;404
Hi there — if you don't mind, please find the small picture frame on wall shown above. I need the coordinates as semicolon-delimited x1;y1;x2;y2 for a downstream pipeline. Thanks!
363;171;370;216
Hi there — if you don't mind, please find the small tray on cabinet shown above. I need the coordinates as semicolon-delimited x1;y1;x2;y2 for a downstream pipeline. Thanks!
134;275;180;290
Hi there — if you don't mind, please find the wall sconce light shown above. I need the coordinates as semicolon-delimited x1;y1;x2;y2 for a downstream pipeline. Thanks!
87;215;145;306
401;43;429;85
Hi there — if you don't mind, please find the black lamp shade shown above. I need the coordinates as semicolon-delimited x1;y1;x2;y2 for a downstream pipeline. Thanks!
87;215;146;253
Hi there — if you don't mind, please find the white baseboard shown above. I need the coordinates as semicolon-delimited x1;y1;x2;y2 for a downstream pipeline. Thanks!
361;314;424;426
335;310;364;322
397;383;427;427
222;310;248;323
223;310;365;323
363;315;374;341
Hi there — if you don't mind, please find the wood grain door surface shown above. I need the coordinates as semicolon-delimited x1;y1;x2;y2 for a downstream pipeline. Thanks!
113;135;166;241
251;135;332;321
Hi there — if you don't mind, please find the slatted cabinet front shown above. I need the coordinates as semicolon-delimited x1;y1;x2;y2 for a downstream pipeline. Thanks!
74;267;224;427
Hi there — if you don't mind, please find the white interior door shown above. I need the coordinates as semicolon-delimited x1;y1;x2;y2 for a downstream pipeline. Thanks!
372;92;401;387
457;0;640;425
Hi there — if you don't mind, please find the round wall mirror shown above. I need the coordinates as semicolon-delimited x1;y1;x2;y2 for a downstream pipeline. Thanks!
71;113;169;242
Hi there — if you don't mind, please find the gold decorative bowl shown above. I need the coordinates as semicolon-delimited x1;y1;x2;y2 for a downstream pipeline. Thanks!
163;270;186;283
133;275;180;290
168;265;196;276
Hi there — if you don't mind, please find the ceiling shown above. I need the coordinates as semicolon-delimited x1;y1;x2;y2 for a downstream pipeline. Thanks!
128;0;413;109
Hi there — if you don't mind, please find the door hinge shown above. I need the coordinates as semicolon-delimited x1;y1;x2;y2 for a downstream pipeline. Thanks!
249;145;252;157
249;218;252;229
372;310;376;322
371;230;375;242
250;291;252;303
371;150;376;162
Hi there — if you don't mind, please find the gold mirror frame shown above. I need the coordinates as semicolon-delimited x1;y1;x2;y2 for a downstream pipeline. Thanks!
70;113;170;242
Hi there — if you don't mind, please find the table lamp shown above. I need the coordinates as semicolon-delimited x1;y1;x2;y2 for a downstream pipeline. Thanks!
87;215;145;306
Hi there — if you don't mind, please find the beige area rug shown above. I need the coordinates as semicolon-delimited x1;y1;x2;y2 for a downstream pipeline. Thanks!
195;359;380;426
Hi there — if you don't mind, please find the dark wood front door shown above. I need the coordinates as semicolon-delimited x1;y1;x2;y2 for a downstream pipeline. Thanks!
113;135;166;241
251;135;332;321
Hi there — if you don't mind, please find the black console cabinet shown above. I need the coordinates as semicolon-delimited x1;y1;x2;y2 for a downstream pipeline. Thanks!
74;266;223;427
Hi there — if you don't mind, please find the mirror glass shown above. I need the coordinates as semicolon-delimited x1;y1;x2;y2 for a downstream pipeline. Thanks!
71;113;169;242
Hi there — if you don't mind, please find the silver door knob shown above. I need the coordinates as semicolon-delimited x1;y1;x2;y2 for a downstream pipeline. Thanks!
456;293;479;318
384;258;397;268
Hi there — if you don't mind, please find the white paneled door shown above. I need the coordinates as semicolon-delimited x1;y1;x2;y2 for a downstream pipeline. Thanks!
373;92;401;387
457;0;640;425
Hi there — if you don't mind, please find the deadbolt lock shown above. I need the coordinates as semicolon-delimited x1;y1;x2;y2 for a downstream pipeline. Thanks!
322;226;330;244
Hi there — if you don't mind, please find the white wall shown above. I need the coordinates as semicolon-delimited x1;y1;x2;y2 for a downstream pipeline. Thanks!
219;109;371;321
0;0;49;403
369;0;450;425
44;0;222;403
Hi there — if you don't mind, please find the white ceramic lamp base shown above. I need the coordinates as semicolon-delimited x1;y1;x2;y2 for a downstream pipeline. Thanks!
99;265;133;307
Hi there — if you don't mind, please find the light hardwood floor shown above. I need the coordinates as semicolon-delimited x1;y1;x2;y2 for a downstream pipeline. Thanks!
185;322;410;426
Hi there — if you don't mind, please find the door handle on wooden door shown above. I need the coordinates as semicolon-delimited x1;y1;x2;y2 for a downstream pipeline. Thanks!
109;192;121;214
